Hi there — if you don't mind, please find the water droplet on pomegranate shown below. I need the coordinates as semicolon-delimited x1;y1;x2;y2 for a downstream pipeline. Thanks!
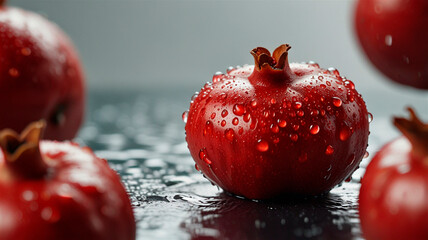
182;111;189;123
325;145;334;155
292;124;300;131
191;92;199;101
278;119;287;128
332;97;342;107
226;66;235;73
339;126;351;141
318;76;324;81
311;109;319;116
320;109;326;116
328;67;340;76
251;100;258;108
297;110;304;117
221;120;226;127
263;110;270;118
221;110;228;118
320;84;326;89
250;119;258;129
21;47;31;56
290;134;298;142
256;140;269;152
225;128;235;141
243;113;251;122
210;112;216;119
270;98;276;104
293;102;302;109
220;93;227;100
195;164;200;171
41;207;61;223
385;35;392;46
344;80;355;89
273;138;280;144
298;153;308;163
8;68;19;77
199;148;212;164
233;104;245;116
238;127;244;134
368;112;373;123
309;125;320;135
232;117;239;125
270;124;279;133
204;121;213;136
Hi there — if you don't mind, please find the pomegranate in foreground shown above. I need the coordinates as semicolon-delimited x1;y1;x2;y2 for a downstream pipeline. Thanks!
0;1;85;140
359;108;428;240
0;121;136;240
184;44;370;199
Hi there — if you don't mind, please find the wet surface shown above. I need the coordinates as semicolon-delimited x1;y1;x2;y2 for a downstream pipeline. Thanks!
76;90;402;240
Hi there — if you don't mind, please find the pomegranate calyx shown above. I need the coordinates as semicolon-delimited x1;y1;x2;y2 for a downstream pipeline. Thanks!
394;107;428;163
248;44;295;86
0;120;48;179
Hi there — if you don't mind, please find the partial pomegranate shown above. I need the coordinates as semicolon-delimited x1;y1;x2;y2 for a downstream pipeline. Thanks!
0;0;85;140
355;0;428;89
184;44;370;199
0;121;136;240
359;108;428;240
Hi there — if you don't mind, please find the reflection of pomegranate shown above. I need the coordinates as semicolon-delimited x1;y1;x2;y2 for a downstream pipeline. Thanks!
185;44;370;199
0;121;136;240
355;0;428;89
0;1;85;140
360;108;428;240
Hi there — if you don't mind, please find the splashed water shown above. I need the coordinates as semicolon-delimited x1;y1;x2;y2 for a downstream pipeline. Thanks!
77;90;395;240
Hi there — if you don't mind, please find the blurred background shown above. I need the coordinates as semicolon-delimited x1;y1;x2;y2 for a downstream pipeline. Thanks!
10;0;427;121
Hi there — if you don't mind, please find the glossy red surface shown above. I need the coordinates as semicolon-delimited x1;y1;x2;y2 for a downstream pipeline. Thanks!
0;141;136;240
359;137;428;240
185;45;370;199
0;6;85;140
355;0;428;89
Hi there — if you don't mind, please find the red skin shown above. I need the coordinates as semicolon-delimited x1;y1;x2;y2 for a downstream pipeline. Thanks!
0;4;85;140
359;110;428;240
0;136;136;239
185;45;370;199
355;0;428;89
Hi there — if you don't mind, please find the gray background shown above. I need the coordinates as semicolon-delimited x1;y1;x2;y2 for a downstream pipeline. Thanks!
8;0;428;118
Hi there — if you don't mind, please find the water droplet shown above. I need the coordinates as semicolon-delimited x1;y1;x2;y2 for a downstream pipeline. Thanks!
232;117;239;125
368;112;373;123
251;100;258;108
191;92;199;101
21;47;31;56
221;120;226;127
298;153;308;163
364;151;369;159
8;68;19;77
22;190;35;201
204;121;213;136
232;104;245;116
309;125;320;135
210;112;216;119
270;98;276;104
293;102;302;109
385;35;392;46
195;164;200;171
339;126;351;141
220;93;227;100
290;134;298;142
310;109;319;116
263;110;270;118
328;67;340;76
332;97;342;107
250;118;258;129
347;154;356;166
325;145;334;155
320;84;326;89
344;80;355;89
182;111;189;123
225;128;235;141
297;110;304;117
243;113;251;122
41;207;60;223
320;110;326;116
199;148;212;164
278;119;287;128
221;110;228;118
292;124;300;131
256;140;269;152
212;72;224;83
238;127;244;134
270;124;279;133
226;66;235;73
273;138;280;144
